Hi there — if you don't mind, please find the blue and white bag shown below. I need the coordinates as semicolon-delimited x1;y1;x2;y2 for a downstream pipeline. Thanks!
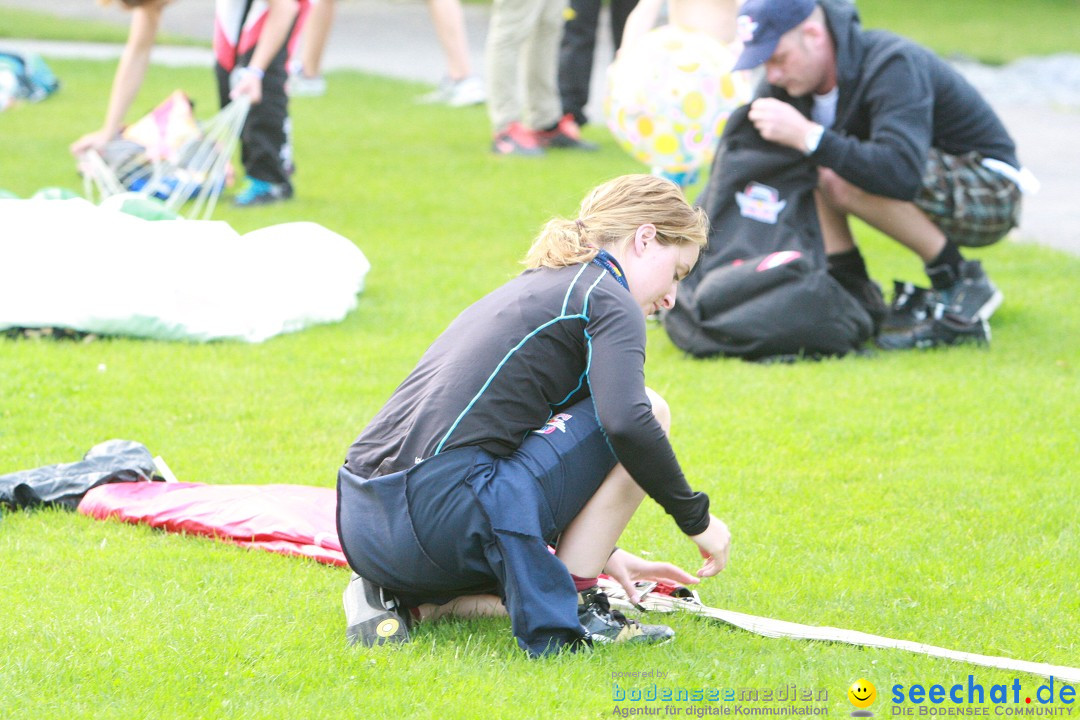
0;50;60;105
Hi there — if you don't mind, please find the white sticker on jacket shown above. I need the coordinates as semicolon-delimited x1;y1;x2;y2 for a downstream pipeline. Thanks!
736;182;787;224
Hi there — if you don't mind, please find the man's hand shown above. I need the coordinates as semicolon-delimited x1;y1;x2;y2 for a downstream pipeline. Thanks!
603;548;699;604
689;514;731;578
748;98;816;152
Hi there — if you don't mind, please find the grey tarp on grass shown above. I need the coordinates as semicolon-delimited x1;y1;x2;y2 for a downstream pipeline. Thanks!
0;439;158;510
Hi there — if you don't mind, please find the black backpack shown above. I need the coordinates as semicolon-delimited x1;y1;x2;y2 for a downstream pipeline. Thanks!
663;105;873;360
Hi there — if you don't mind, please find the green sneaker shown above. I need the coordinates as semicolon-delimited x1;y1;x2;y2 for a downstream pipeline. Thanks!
233;178;293;207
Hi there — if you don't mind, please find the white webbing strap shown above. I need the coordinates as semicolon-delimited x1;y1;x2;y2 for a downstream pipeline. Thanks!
597;578;1080;684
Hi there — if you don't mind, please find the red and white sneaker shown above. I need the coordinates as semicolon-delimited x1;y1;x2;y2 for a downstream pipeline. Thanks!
492;122;543;156
535;114;598;151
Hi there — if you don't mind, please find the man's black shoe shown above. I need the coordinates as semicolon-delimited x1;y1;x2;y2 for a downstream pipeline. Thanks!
876;308;990;351
882;280;934;334
932;259;1003;323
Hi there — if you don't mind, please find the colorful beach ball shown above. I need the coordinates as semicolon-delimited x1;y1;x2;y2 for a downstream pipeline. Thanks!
606;25;752;175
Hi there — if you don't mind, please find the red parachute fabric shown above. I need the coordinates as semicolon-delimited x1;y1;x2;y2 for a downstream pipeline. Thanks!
77;481;347;567
75;481;685;608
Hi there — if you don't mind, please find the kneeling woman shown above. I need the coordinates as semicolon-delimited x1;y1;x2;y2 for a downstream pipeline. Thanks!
337;174;731;656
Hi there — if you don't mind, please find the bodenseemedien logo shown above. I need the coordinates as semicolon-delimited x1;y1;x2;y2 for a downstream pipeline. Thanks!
849;679;877;717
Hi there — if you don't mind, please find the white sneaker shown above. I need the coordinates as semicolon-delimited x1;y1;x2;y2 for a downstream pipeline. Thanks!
287;68;326;97
416;77;454;105
417;76;486;107
446;76;485;107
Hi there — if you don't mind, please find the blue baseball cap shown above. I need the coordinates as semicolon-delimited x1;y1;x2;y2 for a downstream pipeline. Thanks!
732;0;817;71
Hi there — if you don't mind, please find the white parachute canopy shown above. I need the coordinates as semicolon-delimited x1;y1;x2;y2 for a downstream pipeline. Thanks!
0;197;371;342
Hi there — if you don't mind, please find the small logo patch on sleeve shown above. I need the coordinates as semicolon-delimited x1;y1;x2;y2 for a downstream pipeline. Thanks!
533;413;573;435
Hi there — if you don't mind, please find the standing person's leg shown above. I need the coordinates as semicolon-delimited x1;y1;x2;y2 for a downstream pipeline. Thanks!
214;61;233;112
557;0;600;127
523;0;568;133
420;0;486;106
609;0;639;50
229;44;295;206
486;0;544;154
429;0;472;81
531;0;598;150
298;0;333;79
285;0;330;96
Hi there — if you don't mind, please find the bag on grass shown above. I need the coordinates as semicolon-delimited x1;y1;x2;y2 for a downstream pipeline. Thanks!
78;90;249;220
0;440;159;510
667;249;872;359
663;105;873;360
0;50;59;107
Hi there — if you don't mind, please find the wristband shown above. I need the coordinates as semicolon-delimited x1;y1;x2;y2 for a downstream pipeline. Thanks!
804;123;824;155
229;65;265;93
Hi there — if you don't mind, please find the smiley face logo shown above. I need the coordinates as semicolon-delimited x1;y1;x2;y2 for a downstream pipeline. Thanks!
848;679;877;709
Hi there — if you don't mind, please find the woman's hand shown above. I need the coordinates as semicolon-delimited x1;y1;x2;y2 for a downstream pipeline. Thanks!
70;129;113;157
689;514;731;578
229;67;264;103
603;547;699;604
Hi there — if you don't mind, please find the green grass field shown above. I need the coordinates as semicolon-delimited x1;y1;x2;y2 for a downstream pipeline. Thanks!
856;0;1080;64
1;13;1078;720
0;5;205;46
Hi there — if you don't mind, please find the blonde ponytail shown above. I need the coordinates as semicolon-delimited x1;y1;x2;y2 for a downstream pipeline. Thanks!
523;174;708;269
522;217;599;268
